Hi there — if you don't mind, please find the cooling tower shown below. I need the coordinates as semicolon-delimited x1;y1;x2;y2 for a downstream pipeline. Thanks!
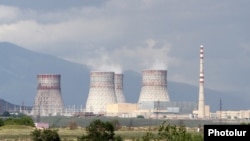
85;71;117;114
114;73;126;103
138;70;170;103
32;74;64;116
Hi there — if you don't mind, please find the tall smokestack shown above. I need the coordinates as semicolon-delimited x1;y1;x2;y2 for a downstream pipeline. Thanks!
198;45;205;119
32;74;64;116
114;73;126;103
138;69;170;103
85;71;117;114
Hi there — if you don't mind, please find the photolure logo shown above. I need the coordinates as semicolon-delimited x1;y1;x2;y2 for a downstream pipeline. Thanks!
204;125;250;140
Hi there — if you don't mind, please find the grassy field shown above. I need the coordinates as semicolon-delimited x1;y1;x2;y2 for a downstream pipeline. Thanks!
0;125;152;141
38;116;223;128
0;125;34;140
0;116;231;141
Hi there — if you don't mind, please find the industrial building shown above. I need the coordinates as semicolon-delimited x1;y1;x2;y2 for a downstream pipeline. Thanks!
216;110;250;120
106;103;138;117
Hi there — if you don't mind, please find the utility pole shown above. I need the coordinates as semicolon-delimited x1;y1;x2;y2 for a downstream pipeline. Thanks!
219;98;222;123
156;100;160;119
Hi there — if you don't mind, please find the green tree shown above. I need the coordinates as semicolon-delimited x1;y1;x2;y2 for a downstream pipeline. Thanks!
0;118;4;126
18;116;35;126
30;129;61;141
142;121;203;141
31;129;43;141
142;132;156;141
111;119;121;130
3;115;34;126
78;119;123;141
1;111;10;117
157;121;191;141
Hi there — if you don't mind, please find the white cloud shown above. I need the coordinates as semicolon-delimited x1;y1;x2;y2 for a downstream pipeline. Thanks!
0;5;20;22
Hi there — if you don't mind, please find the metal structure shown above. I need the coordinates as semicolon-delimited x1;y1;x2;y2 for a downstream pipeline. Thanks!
32;74;64;117
114;73;126;103
85;71;117;114
198;45;205;119
138;69;170;104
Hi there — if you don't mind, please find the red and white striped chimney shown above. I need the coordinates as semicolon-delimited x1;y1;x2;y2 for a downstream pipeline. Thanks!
198;45;205;118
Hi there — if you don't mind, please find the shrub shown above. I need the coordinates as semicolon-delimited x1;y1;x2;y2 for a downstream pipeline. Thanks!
142;121;203;141
111;119;121;130
0;118;4;126
68;120;78;130
137;115;144;119
78;119;123;141
1;111;10;117
3;116;34;126
30;129;61;141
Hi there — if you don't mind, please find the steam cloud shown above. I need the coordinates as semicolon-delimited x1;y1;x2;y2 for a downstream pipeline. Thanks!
85;39;172;73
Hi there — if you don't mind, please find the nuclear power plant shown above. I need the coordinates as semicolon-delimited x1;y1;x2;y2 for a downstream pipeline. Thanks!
31;74;64;116
85;71;117;114
29;45;213;119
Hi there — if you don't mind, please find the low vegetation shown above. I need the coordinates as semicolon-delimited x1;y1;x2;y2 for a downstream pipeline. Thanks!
0;113;204;141
77;119;122;141
76;119;203;141
31;129;61;141
141;121;203;141
0;111;34;127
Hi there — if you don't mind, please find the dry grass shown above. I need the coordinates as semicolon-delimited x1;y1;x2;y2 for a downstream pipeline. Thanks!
0;125;148;141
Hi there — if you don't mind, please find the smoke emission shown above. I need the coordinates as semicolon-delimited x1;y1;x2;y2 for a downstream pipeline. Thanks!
85;39;171;72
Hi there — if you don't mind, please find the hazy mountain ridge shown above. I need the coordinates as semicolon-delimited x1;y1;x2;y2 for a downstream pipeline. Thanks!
0;42;248;112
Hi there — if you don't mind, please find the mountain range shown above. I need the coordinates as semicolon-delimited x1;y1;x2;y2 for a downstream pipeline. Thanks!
0;42;249;112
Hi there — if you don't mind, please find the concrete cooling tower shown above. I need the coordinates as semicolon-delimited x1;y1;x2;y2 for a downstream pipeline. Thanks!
138;70;170;103
32;74;64;116
85;71;117;114
114;73;126;103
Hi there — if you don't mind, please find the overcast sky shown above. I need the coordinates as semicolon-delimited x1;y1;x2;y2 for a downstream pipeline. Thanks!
0;0;249;97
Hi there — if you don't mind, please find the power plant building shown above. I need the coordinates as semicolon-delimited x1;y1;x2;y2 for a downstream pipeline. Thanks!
31;74;64;116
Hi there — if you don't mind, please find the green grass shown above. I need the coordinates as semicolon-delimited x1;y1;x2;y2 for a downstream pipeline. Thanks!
0;126;203;141
0;124;34;129
116;130;156;140
0;117;210;141
0;125;34;140
0;125;149;141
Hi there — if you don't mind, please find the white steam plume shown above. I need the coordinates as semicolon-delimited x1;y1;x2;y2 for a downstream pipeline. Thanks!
85;39;172;73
